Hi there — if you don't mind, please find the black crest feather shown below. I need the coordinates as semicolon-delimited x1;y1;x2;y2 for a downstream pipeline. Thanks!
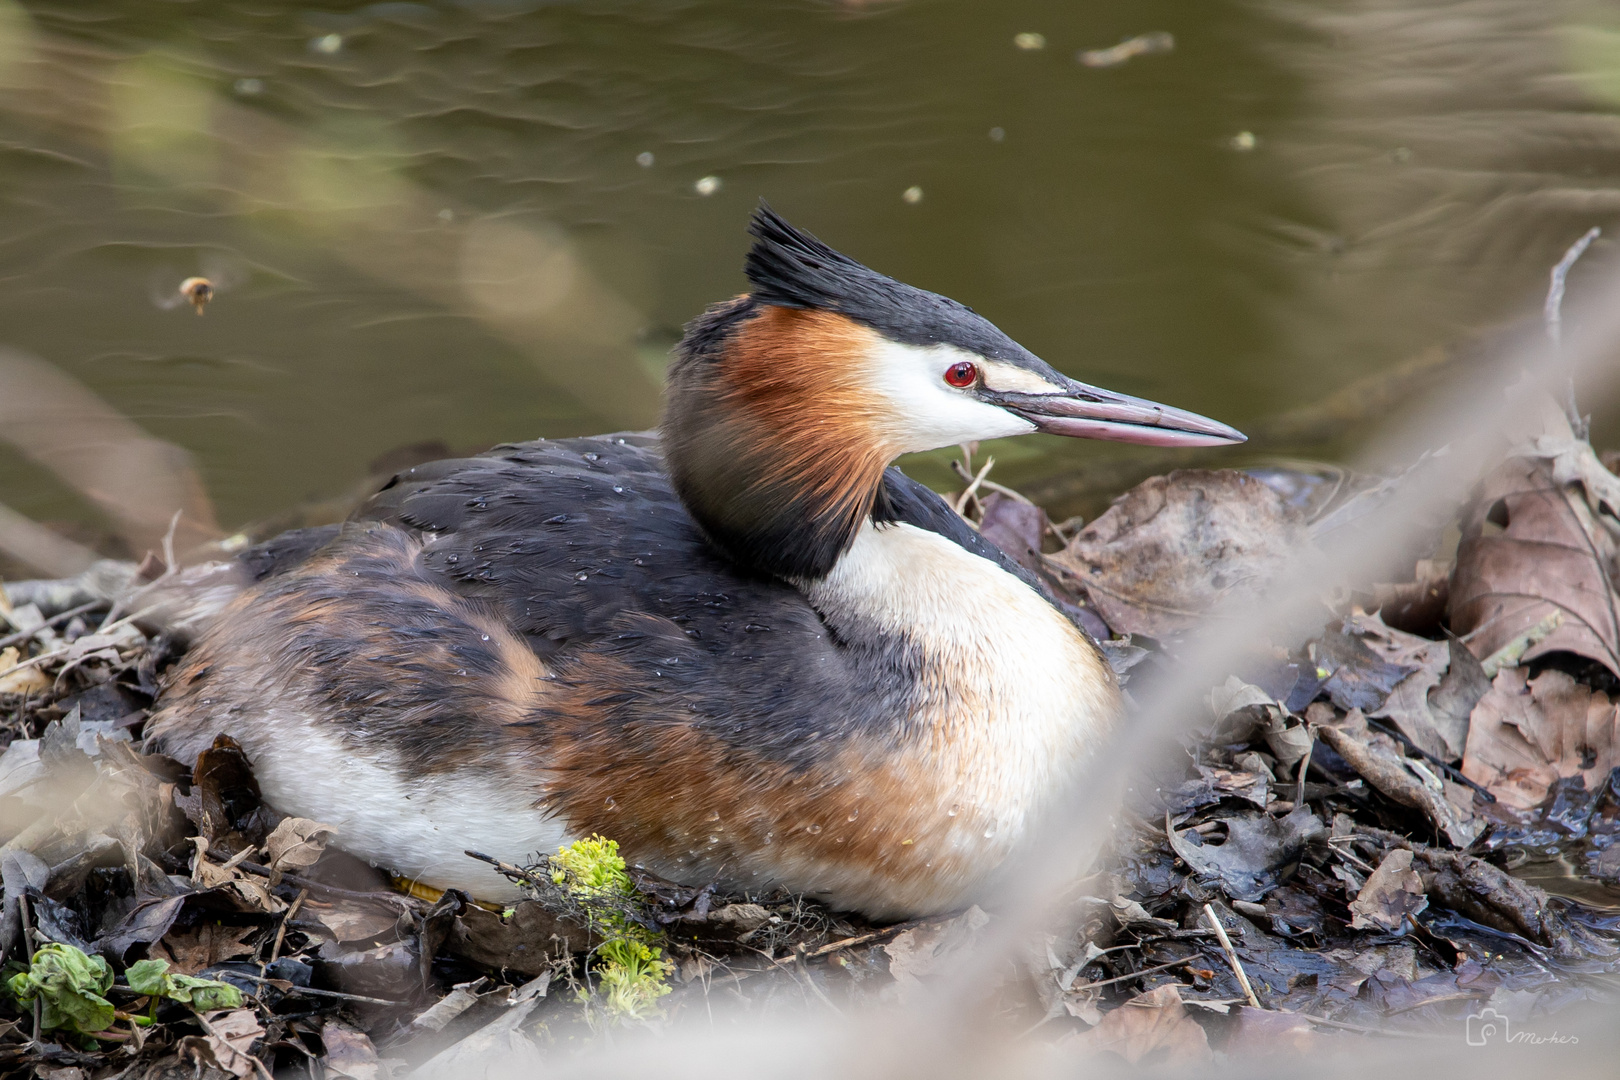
744;202;875;311
740;202;1043;366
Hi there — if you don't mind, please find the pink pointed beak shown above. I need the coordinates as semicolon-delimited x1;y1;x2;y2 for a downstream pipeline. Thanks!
995;379;1247;448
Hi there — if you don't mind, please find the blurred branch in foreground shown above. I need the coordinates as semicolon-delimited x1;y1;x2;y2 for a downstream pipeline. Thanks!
0;346;219;567
0;497;98;578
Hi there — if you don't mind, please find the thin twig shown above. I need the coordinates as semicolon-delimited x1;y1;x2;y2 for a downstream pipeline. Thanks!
464;849;550;890
266;888;308;968
1202;903;1260;1009
232;971;405;1006
1544;225;1599;438
159;510;180;586
953;456;996;516
1327;838;1379;875
946;456;997;518
950;459;1033;505
1068;957;1195;992
789;950;843;1016
1299;1012;1426;1038
101;513;185;632
0;606;157;683
1545;226;1600;349
772;919;931;965
1360;717;1495;803
1295;730;1313;807
21;895;38;1045
231;860;416;910
0;600;104;653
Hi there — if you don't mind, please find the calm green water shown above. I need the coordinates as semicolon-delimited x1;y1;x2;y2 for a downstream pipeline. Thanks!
1;0;1619;552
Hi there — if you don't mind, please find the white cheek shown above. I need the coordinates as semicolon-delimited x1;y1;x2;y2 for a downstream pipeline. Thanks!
865;341;1036;452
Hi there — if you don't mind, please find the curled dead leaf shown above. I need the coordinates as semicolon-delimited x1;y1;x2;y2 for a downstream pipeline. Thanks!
191;1009;264;1079
266;816;338;874
1451;445;1620;676
1313;719;1482;847
1348;848;1428;932
0;647;50;694
883;906;990;1005
321;1019;383;1080
1226;1007;1321;1055
1461;667;1620;809
1165;808;1324;902
1048;470;1307;637
318;900;404;943
1063;984;1212;1065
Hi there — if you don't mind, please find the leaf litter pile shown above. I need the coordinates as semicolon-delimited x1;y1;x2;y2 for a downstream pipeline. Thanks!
2;387;1620;1075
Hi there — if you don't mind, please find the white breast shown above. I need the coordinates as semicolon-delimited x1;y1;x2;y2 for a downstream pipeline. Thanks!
802;521;1118;860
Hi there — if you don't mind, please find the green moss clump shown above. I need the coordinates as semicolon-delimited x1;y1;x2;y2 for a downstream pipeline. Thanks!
550;835;673;1022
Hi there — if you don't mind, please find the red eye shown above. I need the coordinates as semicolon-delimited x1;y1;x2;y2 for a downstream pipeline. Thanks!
943;361;978;388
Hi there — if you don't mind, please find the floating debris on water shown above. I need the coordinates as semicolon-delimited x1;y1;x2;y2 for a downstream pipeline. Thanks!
310;33;343;54
1231;130;1258;151
637;151;655;167
1078;30;1174;68
989;126;1006;142
694;174;722;196
1013;33;1046;51
902;185;924;204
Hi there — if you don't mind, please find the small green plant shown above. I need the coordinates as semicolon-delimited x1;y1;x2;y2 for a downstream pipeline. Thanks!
125;958;242;1012
594;937;674;1021
549;835;673;1022
550;834;637;899
6;943;115;1035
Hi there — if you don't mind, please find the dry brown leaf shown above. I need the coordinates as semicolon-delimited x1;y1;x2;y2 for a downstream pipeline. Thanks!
1345;612;1458;760
1451;453;1620;676
1461;667;1620;809
0;647;49;694
1064;984;1212;1065
883;906;989;1004
189;838;238;888
34;1067;86;1080
197;1009;264;1079
155;923;260;975
1347;848;1428;932
1063;988;1103;1026
1166;808;1324;902
1372;558;1451;633
1226;1007;1321;1055
266;816;338;874
1048;470;1307;637
226;875;286;914
709;903;771;933
1313;719;1481;847
321;1020;383;1080
317;900;403;943
978;491;1049;573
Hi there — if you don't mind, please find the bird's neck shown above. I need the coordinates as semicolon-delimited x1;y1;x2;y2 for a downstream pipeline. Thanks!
661;298;897;580
800;519;1119;860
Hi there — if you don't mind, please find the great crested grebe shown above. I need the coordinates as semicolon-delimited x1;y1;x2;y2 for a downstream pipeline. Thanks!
148;207;1244;919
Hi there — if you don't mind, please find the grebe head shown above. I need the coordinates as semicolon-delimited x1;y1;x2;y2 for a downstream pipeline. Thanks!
663;204;1245;580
